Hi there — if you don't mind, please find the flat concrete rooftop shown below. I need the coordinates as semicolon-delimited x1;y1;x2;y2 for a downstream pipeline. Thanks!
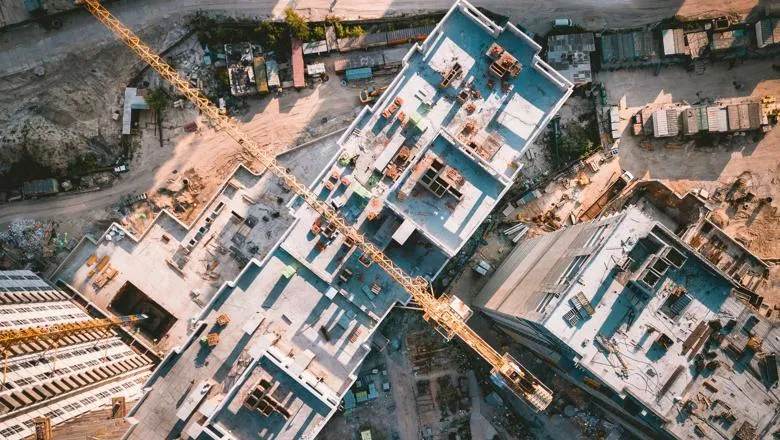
335;0;571;257
53;135;340;349
387;135;504;255
125;243;383;439
57;2;573;439
541;208;780;438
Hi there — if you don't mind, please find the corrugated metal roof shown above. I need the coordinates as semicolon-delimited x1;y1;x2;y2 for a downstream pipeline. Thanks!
727;104;740;130
738;104;750;130
666;109;679;136
717;108;728;132
707;107;722;132
22;179;58;196
674;29;686;54
386;24;435;44
601;30;659;64
696;106;709;131
653;109;670;137
333;52;384;72
364;32;389;47
302;40;329;55
292;38;305;88
748;103;761;129
345;67;372;81
338;32;388;52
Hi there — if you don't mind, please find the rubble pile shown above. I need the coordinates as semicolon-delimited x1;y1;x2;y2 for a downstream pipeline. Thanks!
0;219;53;258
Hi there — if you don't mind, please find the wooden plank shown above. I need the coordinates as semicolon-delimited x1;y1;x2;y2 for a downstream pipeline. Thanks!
682;321;707;355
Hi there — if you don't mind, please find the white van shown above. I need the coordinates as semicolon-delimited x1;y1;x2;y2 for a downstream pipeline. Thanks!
553;18;573;27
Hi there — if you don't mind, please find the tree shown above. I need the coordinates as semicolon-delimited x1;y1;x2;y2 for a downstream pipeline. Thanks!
145;88;169;112
255;21;284;47
284;8;309;41
310;25;326;42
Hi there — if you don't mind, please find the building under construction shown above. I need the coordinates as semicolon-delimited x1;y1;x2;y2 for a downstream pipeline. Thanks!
474;206;780;439
0;270;155;440
54;1;572;438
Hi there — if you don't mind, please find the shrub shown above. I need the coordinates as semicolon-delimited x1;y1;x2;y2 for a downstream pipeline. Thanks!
284;8;309;41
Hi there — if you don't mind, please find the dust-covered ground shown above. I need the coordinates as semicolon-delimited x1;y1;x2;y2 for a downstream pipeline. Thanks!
0;20;188;182
601;58;780;261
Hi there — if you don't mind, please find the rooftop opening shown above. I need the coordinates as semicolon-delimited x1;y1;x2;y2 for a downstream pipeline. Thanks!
109;281;176;340
660;246;687;269
639;268;661;289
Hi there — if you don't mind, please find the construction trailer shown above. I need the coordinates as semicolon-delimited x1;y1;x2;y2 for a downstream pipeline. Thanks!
291;38;305;89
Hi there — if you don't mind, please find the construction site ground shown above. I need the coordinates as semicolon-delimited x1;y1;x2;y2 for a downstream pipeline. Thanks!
600;58;780;306
0;30;393;275
319;311;614;440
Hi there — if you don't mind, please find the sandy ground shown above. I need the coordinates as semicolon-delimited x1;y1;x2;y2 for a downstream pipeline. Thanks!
601;58;780;260
0;41;384;225
120;54;385;234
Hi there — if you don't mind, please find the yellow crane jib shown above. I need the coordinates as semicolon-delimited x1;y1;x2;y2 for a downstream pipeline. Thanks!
0;314;147;349
77;0;552;411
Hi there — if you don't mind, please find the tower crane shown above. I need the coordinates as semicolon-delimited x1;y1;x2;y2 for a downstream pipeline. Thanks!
77;0;553;411
1;314;147;391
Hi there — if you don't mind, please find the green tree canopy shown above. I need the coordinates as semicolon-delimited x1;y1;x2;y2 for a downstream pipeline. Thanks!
284;8;309;41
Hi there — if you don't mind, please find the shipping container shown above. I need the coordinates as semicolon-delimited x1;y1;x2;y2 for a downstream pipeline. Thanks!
253;56;269;94
345;67;373;81
266;58;280;88
292;38;305;89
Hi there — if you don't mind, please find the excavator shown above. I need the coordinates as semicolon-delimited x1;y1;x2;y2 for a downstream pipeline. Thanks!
359;86;387;104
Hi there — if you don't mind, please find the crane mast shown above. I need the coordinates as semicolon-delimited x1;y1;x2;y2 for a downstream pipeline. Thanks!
78;0;552;410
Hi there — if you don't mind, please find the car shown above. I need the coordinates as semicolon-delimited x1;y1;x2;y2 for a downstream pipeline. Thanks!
553;18;573;27
113;165;129;174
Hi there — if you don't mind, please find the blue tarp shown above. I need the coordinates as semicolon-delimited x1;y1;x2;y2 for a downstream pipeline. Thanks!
345;67;372;81
343;391;356;410
25;0;43;13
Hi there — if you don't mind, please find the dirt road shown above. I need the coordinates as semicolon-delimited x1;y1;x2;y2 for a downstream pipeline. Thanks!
0;0;762;77
0;182;146;228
